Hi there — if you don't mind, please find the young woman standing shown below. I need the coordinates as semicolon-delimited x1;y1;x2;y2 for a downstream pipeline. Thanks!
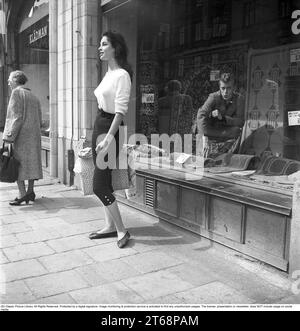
89;31;133;249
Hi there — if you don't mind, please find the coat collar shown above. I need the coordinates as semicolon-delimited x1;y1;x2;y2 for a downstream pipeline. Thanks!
15;86;31;91
217;90;237;105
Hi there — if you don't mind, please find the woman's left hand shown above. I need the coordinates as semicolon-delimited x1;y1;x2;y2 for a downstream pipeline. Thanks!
95;139;109;154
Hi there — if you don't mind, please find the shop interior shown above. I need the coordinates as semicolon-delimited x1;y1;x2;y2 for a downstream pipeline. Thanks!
131;0;300;195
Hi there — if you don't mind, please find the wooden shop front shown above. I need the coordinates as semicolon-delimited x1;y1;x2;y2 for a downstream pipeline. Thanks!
118;166;292;272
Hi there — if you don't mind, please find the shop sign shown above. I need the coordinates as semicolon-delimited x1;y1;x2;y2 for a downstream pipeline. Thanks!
142;93;155;104
29;25;48;44
288;111;300;126
290;49;300;63
210;70;220;81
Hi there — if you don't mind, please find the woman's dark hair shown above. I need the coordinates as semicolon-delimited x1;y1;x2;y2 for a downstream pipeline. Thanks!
102;31;133;81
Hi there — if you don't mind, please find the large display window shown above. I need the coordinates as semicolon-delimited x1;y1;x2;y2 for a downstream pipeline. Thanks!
18;0;49;137
133;0;300;193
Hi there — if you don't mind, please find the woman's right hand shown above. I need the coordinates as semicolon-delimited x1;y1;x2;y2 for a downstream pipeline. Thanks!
95;139;109;154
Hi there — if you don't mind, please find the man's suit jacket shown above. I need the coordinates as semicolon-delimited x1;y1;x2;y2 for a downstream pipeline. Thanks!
197;91;245;139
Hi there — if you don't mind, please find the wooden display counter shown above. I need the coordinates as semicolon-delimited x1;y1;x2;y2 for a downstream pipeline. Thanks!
118;166;293;272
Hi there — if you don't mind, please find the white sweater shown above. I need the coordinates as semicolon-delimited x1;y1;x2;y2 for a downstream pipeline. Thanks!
94;68;131;116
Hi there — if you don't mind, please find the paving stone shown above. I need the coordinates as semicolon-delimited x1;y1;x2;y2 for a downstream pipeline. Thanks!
73;220;107;235
153;241;292;304
0;235;20;249
25;270;89;299
3;243;55;262
20;208;69;219
122;251;183;274
83;242;138;263
59;190;89;199
37;197;77;210
192;253;292;304
130;224;176;241
1;260;48;283
46;234;96;253
59;210;103;224
0;201;11;208
0;223;32;236
123;270;194;301
70;282;144;304
38;250;94;273
29;293;77;305
167;263;219;287
0;250;9;264
173;282;255;304
60;200;101;210
37;223;90;238
16;228;62;244
0;281;36;304
75;260;141;287
1;214;38;225
25;217;69;230
0;208;14;217
11;205;46;215
126;239;158;253
276;294;300;304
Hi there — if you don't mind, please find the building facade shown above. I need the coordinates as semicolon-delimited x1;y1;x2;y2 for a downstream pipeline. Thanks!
2;0;300;273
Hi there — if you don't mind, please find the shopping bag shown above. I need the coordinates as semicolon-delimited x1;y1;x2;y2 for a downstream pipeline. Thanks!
74;155;94;196
0;144;20;183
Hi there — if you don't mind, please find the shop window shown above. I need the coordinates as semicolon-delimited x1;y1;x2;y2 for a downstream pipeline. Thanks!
195;22;203;41
18;0;50;137
279;0;292;18
179;26;185;46
134;0;300;191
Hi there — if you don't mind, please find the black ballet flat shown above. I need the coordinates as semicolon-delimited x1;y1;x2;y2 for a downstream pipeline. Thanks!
89;231;118;240
117;232;131;249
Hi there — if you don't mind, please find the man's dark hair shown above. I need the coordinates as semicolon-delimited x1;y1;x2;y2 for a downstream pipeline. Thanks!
219;73;235;84
167;80;182;93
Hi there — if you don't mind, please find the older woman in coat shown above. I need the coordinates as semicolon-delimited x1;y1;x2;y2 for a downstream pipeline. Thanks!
3;71;43;205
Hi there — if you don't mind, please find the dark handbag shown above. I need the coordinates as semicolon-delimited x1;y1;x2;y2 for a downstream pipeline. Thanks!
0;143;20;183
112;168;130;191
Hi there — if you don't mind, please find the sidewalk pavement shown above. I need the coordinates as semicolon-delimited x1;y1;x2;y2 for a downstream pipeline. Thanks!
0;181;299;306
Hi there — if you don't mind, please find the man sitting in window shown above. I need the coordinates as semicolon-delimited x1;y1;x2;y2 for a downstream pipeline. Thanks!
196;73;245;159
